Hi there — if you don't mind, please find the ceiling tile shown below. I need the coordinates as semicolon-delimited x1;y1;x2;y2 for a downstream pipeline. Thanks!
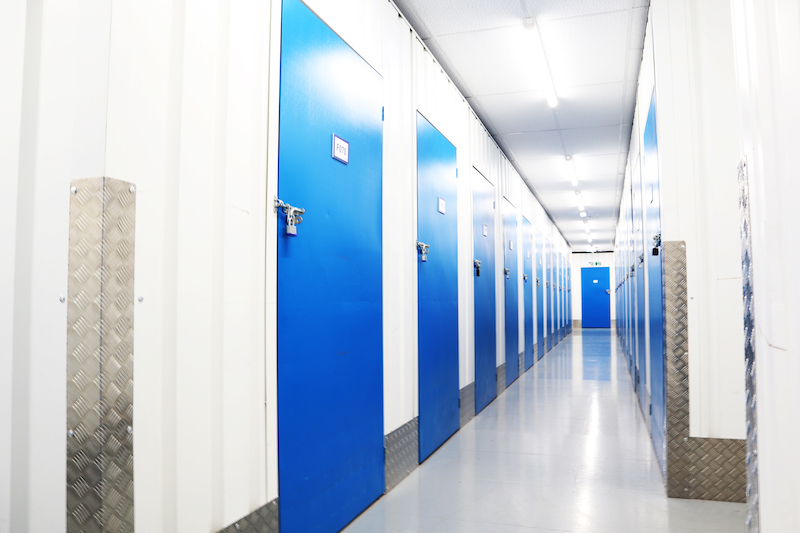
561;125;623;156
522;0;635;21
539;11;630;88
498;130;564;160
516;157;571;180
472;92;558;134
397;0;525;37
573;154;620;178
553;82;625;129
435;26;554;96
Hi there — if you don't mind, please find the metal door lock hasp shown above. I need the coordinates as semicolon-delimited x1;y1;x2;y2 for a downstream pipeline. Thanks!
275;197;305;236
417;241;430;262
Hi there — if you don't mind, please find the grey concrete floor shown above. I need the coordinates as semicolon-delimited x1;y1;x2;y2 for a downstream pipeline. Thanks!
342;328;747;533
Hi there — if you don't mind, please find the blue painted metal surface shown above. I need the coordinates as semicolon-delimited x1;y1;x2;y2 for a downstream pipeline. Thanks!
535;231;545;359
472;170;496;413
503;199;519;386
632;156;648;412
545;240;552;352
559;254;565;340
643;92;665;470
581;267;611;328
277;1;384;531
522;218;534;370
417;112;460;462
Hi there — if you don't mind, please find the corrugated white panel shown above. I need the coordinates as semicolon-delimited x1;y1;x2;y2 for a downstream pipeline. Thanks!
104;0;273;529
470;113;494;182
0;1;27;528
4;1;112;530
382;1;417;435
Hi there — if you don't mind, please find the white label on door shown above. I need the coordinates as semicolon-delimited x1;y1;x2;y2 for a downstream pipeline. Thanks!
509;240;513;250
438;197;446;214
593;280;598;283
332;134;349;164
483;224;488;237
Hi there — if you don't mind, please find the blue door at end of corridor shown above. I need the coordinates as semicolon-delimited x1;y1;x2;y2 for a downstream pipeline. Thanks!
581;267;611;328
503;199;519;386
643;91;666;469
472;169;496;414
523;217;534;370
277;1;384;531
417;112;459;462
535;231;545;359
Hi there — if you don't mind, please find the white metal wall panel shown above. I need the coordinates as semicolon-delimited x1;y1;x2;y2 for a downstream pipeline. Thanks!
381;0;417;436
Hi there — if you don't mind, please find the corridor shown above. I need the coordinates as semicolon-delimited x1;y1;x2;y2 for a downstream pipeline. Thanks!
343;329;746;533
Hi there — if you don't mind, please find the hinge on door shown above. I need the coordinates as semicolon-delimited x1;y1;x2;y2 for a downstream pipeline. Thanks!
382;106;384;121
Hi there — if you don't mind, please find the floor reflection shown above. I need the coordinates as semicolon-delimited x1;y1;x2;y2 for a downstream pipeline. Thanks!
341;327;746;533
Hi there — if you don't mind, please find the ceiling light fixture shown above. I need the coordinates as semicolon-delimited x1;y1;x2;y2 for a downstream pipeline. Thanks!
580;210;587;218
566;155;579;186
575;190;585;212
524;17;558;108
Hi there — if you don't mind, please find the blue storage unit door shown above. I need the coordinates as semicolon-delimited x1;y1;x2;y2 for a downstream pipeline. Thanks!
581;267;611;328
643;91;666;469
535;231;545;359
633;156;648;411
472;169;496;413
523;218;534;370
544;240;551;351
560;255;564;339
276;1;384;531
503;199;519;386
416;113;460;462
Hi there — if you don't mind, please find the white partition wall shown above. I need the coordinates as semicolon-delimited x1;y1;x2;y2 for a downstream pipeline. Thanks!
1;1;573;531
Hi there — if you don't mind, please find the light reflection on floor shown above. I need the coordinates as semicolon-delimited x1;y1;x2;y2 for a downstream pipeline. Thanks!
342;328;747;533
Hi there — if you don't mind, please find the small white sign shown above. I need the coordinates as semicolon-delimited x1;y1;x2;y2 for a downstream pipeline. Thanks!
438;197;446;214
593;280;598;283
483;224;488;237
332;134;349;164
527;252;530;259
509;240;514;250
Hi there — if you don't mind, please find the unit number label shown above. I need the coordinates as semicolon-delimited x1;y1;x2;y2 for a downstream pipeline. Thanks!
438;197;446;214
483;224;488;237
332;134;349;164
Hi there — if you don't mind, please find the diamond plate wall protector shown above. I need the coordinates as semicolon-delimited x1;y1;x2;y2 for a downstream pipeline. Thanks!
218;498;280;533
385;417;419;491
663;241;746;503
67;177;136;532
738;159;760;533
496;363;506;395
459;382;475;428
533;343;538;362
518;351;524;376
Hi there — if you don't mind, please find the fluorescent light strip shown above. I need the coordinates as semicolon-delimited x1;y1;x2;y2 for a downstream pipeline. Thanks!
526;19;558;108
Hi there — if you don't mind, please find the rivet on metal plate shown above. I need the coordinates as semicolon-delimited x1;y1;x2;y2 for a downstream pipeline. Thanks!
129;185;135;194
59;296;65;303
71;186;78;194
127;426;133;434
68;430;75;438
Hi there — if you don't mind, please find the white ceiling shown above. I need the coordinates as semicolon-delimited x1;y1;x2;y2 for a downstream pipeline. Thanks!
393;0;650;252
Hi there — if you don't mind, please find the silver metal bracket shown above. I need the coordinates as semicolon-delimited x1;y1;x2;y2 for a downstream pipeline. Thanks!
275;197;305;236
523;274;528;282
504;268;510;279
473;259;481;277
